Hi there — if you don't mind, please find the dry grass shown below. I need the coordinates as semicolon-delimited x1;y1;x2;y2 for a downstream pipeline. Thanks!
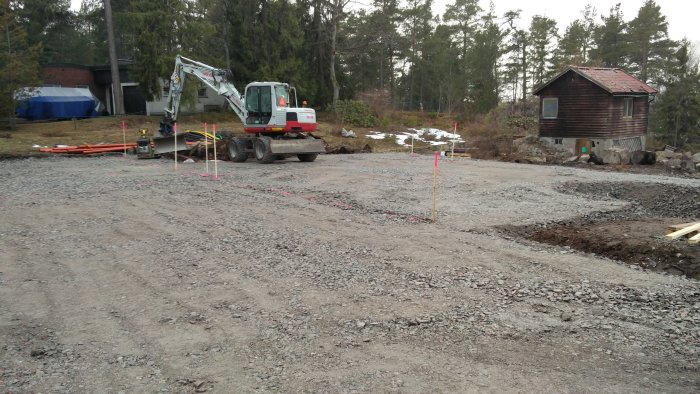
0;113;245;158
0;110;468;158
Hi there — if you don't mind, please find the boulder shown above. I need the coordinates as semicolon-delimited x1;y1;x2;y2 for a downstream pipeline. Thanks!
601;148;631;165
681;159;696;172
588;152;604;165
657;150;683;160
631;150;656;165
578;154;590;163
667;158;682;168
692;152;700;163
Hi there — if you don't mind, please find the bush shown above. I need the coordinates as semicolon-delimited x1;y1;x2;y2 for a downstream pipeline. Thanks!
332;100;379;127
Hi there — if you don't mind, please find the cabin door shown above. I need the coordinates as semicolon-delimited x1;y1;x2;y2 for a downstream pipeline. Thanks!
575;139;592;155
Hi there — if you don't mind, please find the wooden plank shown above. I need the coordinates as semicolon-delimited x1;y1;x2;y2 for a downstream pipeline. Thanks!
688;233;700;245
666;222;700;234
689;233;700;245
666;222;700;240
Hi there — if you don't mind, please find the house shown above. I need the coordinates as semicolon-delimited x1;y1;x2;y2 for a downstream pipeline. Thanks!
533;66;657;155
42;62;226;116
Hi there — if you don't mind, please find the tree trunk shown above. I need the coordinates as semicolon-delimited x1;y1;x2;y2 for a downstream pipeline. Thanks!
330;8;339;105
521;43;527;104
104;0;123;115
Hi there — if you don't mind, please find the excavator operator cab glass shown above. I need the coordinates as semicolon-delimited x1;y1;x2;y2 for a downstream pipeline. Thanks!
275;85;289;108
245;85;272;125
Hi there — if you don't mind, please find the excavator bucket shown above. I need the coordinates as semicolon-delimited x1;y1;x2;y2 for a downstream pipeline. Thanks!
269;138;326;154
152;135;188;154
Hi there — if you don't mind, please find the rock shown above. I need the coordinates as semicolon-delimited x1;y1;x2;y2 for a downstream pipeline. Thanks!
692;152;700;163
588;153;604;165
356;320;366;329
631;150;656;165
341;128;357;138
681;159;695;172
667;158;682;169
578;154;590;163
560;312;573;322
601;148;631;165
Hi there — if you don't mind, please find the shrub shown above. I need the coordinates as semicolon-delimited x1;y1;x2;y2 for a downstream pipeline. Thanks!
332;100;379;127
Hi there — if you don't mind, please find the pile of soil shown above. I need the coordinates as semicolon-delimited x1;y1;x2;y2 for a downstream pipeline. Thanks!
511;182;700;278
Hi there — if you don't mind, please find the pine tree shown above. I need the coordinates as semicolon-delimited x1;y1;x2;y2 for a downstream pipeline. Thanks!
466;6;503;114
626;0;676;85
591;3;627;68
528;15;558;86
0;3;41;128
553;5;597;69
650;41;700;147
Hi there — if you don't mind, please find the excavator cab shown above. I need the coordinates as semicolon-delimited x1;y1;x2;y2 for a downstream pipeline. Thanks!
245;84;273;125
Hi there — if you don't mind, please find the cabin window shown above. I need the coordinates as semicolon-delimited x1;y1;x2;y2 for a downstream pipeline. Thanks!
542;98;558;119
623;98;633;117
554;138;563;145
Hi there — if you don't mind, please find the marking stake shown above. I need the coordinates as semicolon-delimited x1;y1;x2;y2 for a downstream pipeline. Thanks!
174;122;178;171
212;123;219;180
203;122;210;176
121;119;127;157
433;151;438;222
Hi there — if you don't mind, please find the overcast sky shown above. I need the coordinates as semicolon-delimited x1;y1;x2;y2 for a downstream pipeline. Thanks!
70;0;699;44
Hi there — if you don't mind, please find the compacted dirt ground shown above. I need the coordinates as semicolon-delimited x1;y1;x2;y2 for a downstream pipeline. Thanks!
1;153;699;393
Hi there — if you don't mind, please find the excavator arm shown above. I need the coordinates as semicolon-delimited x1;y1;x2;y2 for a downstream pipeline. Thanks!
163;55;247;127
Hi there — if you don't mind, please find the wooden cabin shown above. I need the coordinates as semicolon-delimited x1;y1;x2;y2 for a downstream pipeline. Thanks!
533;66;657;155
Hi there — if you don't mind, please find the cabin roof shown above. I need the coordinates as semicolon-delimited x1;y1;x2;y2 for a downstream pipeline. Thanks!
533;66;658;95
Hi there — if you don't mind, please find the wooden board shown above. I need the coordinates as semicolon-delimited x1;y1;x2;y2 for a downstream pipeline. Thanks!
666;222;700;240
666;222;700;234
689;233;700;245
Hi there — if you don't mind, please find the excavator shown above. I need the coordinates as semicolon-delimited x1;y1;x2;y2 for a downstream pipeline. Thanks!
152;55;324;163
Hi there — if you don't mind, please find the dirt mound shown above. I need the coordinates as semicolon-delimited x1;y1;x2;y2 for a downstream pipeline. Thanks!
530;218;700;278
511;181;700;279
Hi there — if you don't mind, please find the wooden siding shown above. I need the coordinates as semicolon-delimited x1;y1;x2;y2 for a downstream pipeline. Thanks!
537;70;649;139
607;96;650;138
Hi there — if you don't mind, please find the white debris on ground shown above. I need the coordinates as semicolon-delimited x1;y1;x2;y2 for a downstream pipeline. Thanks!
366;128;463;146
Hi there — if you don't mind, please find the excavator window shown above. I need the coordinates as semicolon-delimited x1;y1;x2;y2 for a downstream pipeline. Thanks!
245;85;272;125
275;85;289;108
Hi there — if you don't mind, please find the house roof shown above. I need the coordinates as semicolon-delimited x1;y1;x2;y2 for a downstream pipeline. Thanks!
533;66;658;95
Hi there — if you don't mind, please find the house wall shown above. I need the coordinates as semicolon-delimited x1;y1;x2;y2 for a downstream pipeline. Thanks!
42;65;98;96
537;70;650;140
146;82;227;116
608;96;651;138
538;71;613;139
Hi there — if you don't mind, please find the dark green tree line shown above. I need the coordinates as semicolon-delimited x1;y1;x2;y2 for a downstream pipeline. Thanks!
6;0;690;129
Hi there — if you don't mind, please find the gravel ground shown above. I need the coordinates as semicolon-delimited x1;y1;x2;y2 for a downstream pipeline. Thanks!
1;153;699;393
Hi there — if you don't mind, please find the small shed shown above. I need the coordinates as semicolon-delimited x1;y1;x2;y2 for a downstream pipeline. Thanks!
533;66;657;154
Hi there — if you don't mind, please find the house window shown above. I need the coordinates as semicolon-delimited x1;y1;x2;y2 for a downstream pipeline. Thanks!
162;80;170;95
198;84;207;98
623;97;633;117
554;138;563;145
542;98;558;119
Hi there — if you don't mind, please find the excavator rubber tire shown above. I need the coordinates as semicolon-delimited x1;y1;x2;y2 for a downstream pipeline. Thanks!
228;137;248;162
254;137;275;164
297;153;318;162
